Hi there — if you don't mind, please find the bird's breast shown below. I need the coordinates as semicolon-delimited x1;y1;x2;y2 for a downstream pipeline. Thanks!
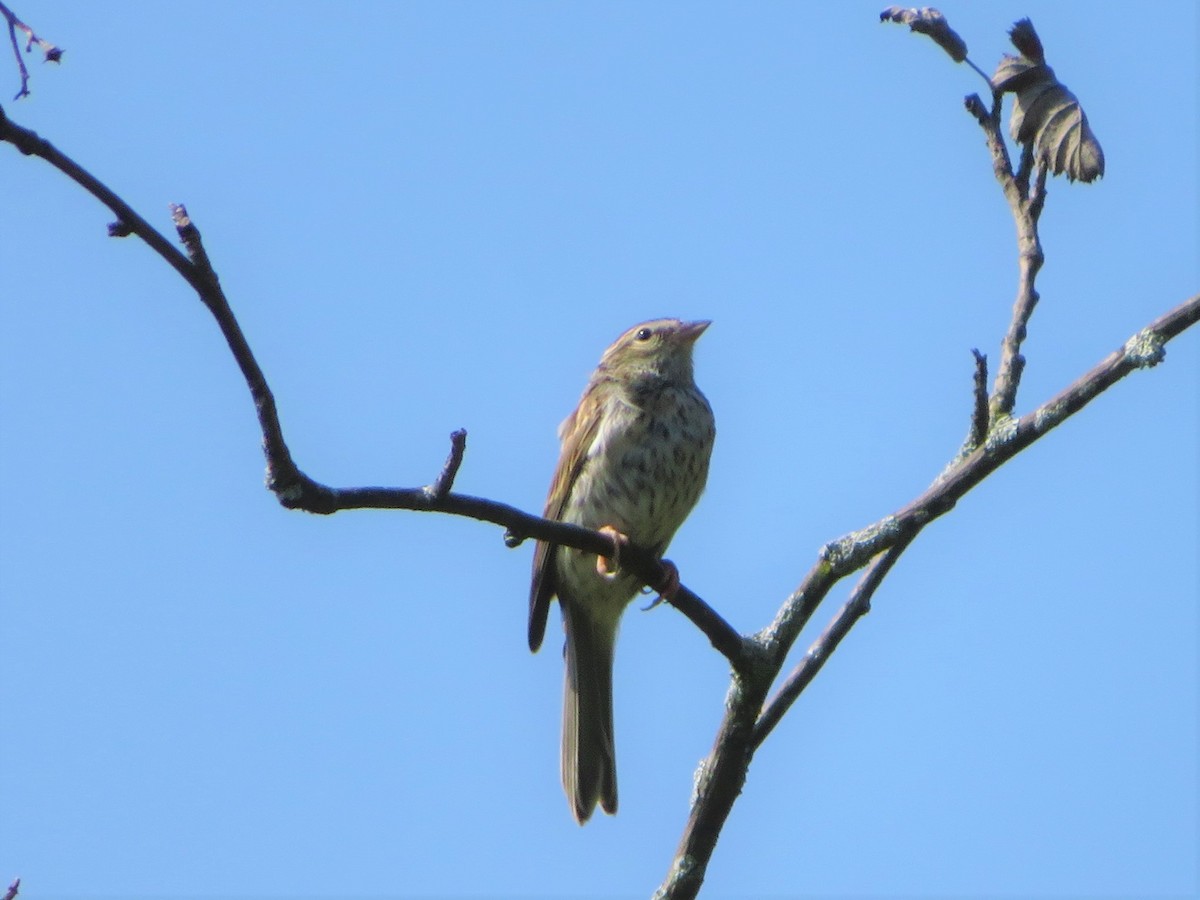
564;385;713;548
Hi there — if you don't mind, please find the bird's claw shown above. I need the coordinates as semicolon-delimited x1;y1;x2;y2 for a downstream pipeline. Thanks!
595;525;628;579
640;559;680;610
594;528;680;609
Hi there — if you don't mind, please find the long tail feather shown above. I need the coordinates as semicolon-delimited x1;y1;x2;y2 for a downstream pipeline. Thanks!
560;601;618;823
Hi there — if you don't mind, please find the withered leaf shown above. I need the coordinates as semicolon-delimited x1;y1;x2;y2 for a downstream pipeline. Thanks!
1007;18;1044;65
880;6;968;63
992;18;1104;183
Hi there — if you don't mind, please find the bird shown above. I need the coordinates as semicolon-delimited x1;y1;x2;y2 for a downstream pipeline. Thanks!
528;318;716;824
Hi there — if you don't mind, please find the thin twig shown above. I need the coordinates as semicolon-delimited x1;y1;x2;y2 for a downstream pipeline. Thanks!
967;92;1047;421
0;2;61;100
964;92;1019;208
989;232;1042;420
2;6;28;101
424;429;468;500
967;349;989;449
964;56;991;87
752;531;917;749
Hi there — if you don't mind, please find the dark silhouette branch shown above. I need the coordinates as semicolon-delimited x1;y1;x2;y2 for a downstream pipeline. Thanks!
425;429;468;501
665;584;753;666
0;102;747;670
1;106;194;284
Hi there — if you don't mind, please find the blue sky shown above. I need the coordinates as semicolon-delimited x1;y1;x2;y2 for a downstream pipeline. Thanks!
2;3;1196;897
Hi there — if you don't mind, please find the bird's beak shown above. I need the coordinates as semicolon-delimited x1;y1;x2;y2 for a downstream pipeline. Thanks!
677;320;711;344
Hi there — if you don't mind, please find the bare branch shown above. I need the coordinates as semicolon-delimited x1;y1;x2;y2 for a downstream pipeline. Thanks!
656;291;1200;900
663;33;1199;872
424;429;468;501
973;18;1107;425
963;89;1047;422
0;106;194;284
752;531;917;750
967;349;989;449
665;584;752;667
0;104;750;669
964;92;1021;211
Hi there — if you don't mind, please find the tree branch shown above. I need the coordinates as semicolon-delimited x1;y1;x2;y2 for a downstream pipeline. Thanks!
752;531;917;749
0;102;748;670
965;90;1047;421
655;13;1197;888
655;290;1199;900
966;348;990;450
749;292;1198;748
424;429;468;501
1;106;194;284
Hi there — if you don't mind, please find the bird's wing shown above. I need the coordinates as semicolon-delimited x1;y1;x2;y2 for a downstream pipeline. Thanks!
527;379;607;652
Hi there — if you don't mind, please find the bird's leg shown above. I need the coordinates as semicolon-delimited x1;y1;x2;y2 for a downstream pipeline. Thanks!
595;525;629;579
594;526;680;608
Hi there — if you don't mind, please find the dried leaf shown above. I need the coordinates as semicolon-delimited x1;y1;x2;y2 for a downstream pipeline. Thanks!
992;19;1104;182
992;54;1050;96
1007;18;1044;65
880;6;968;63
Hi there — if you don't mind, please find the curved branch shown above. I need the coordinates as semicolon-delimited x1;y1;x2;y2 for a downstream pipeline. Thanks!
0;103;747;669
1;106;190;281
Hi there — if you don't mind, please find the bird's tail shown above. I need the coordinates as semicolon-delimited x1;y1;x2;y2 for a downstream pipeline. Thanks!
560;601;618;824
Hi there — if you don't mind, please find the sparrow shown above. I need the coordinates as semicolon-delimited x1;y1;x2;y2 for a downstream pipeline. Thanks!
528;318;716;823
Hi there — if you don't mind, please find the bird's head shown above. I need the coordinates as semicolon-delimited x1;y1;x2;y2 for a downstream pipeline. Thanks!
598;318;710;385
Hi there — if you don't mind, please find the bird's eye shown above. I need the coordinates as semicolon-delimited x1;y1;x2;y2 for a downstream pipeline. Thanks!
635;327;653;341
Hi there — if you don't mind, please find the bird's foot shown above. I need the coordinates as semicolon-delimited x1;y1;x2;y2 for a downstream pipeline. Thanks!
641;559;680;610
595;525;629;579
